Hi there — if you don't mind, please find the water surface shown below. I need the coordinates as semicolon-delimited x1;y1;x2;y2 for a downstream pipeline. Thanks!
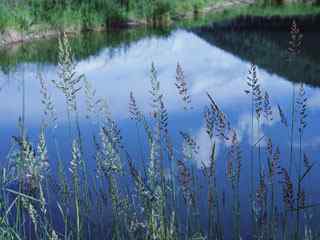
1;27;320;237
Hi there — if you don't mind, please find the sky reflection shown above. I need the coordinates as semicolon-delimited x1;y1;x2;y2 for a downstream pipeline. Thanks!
0;29;319;174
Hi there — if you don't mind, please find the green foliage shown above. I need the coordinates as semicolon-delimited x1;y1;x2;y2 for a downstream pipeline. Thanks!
153;0;172;16
178;2;320;29
0;0;220;31
80;4;105;29
14;8;34;31
0;4;13;30
1;0;319;32
0;3;34;30
47;7;83;29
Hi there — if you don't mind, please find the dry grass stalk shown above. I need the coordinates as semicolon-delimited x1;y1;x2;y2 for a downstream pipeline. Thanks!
175;63;192;110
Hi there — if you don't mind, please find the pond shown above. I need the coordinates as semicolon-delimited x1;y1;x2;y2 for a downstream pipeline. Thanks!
0;25;319;239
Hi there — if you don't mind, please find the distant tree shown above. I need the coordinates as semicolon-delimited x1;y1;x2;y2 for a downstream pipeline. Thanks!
274;0;284;5
258;0;284;6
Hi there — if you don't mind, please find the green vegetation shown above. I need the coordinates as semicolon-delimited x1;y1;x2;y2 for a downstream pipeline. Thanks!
0;28;171;73
0;21;319;240
220;2;320;17
195;30;320;87
178;2;320;28
0;0;218;31
1;0;320;47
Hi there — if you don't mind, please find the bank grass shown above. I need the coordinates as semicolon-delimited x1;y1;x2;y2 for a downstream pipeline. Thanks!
233;3;320;17
0;0;222;32
178;2;320;28
0;4;34;30
218;3;320;21
171;0;222;16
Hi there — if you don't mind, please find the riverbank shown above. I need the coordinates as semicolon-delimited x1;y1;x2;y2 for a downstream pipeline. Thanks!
204;14;320;31
1;2;320;48
0;20;145;49
197;3;320;31
0;0;243;48
0;0;221;48
0;0;255;49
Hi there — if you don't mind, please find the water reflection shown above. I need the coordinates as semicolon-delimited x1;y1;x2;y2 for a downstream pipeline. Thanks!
1;26;320;238
0;28;319;159
0;28;171;73
194;28;320;87
2;30;313;120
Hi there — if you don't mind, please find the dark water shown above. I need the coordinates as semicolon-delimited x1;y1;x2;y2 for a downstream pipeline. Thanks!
1;27;320;237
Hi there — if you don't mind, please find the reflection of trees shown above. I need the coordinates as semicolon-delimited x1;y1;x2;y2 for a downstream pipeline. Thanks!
0;28;171;74
194;29;320;87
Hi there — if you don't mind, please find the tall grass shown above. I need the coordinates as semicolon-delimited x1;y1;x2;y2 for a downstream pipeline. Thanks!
0;0;221;31
0;21;319;240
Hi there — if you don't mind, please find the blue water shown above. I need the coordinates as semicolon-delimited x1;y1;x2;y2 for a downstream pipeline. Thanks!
1;28;319;237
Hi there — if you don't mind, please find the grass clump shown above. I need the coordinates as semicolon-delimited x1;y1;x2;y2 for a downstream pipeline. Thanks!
0;21;319;240
179;2;320;28
0;0;222;32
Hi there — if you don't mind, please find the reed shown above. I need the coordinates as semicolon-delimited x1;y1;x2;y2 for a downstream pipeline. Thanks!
0;21;319;240
287;20;303;176
227;130;241;239
175;63;192;111
53;33;82;115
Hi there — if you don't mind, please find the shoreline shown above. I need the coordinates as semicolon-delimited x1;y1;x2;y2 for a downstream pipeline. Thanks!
0;20;144;49
1;2;319;49
0;0;255;49
200;14;320;31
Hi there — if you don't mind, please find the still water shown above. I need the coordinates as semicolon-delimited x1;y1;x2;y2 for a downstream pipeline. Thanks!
0;27;319;237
